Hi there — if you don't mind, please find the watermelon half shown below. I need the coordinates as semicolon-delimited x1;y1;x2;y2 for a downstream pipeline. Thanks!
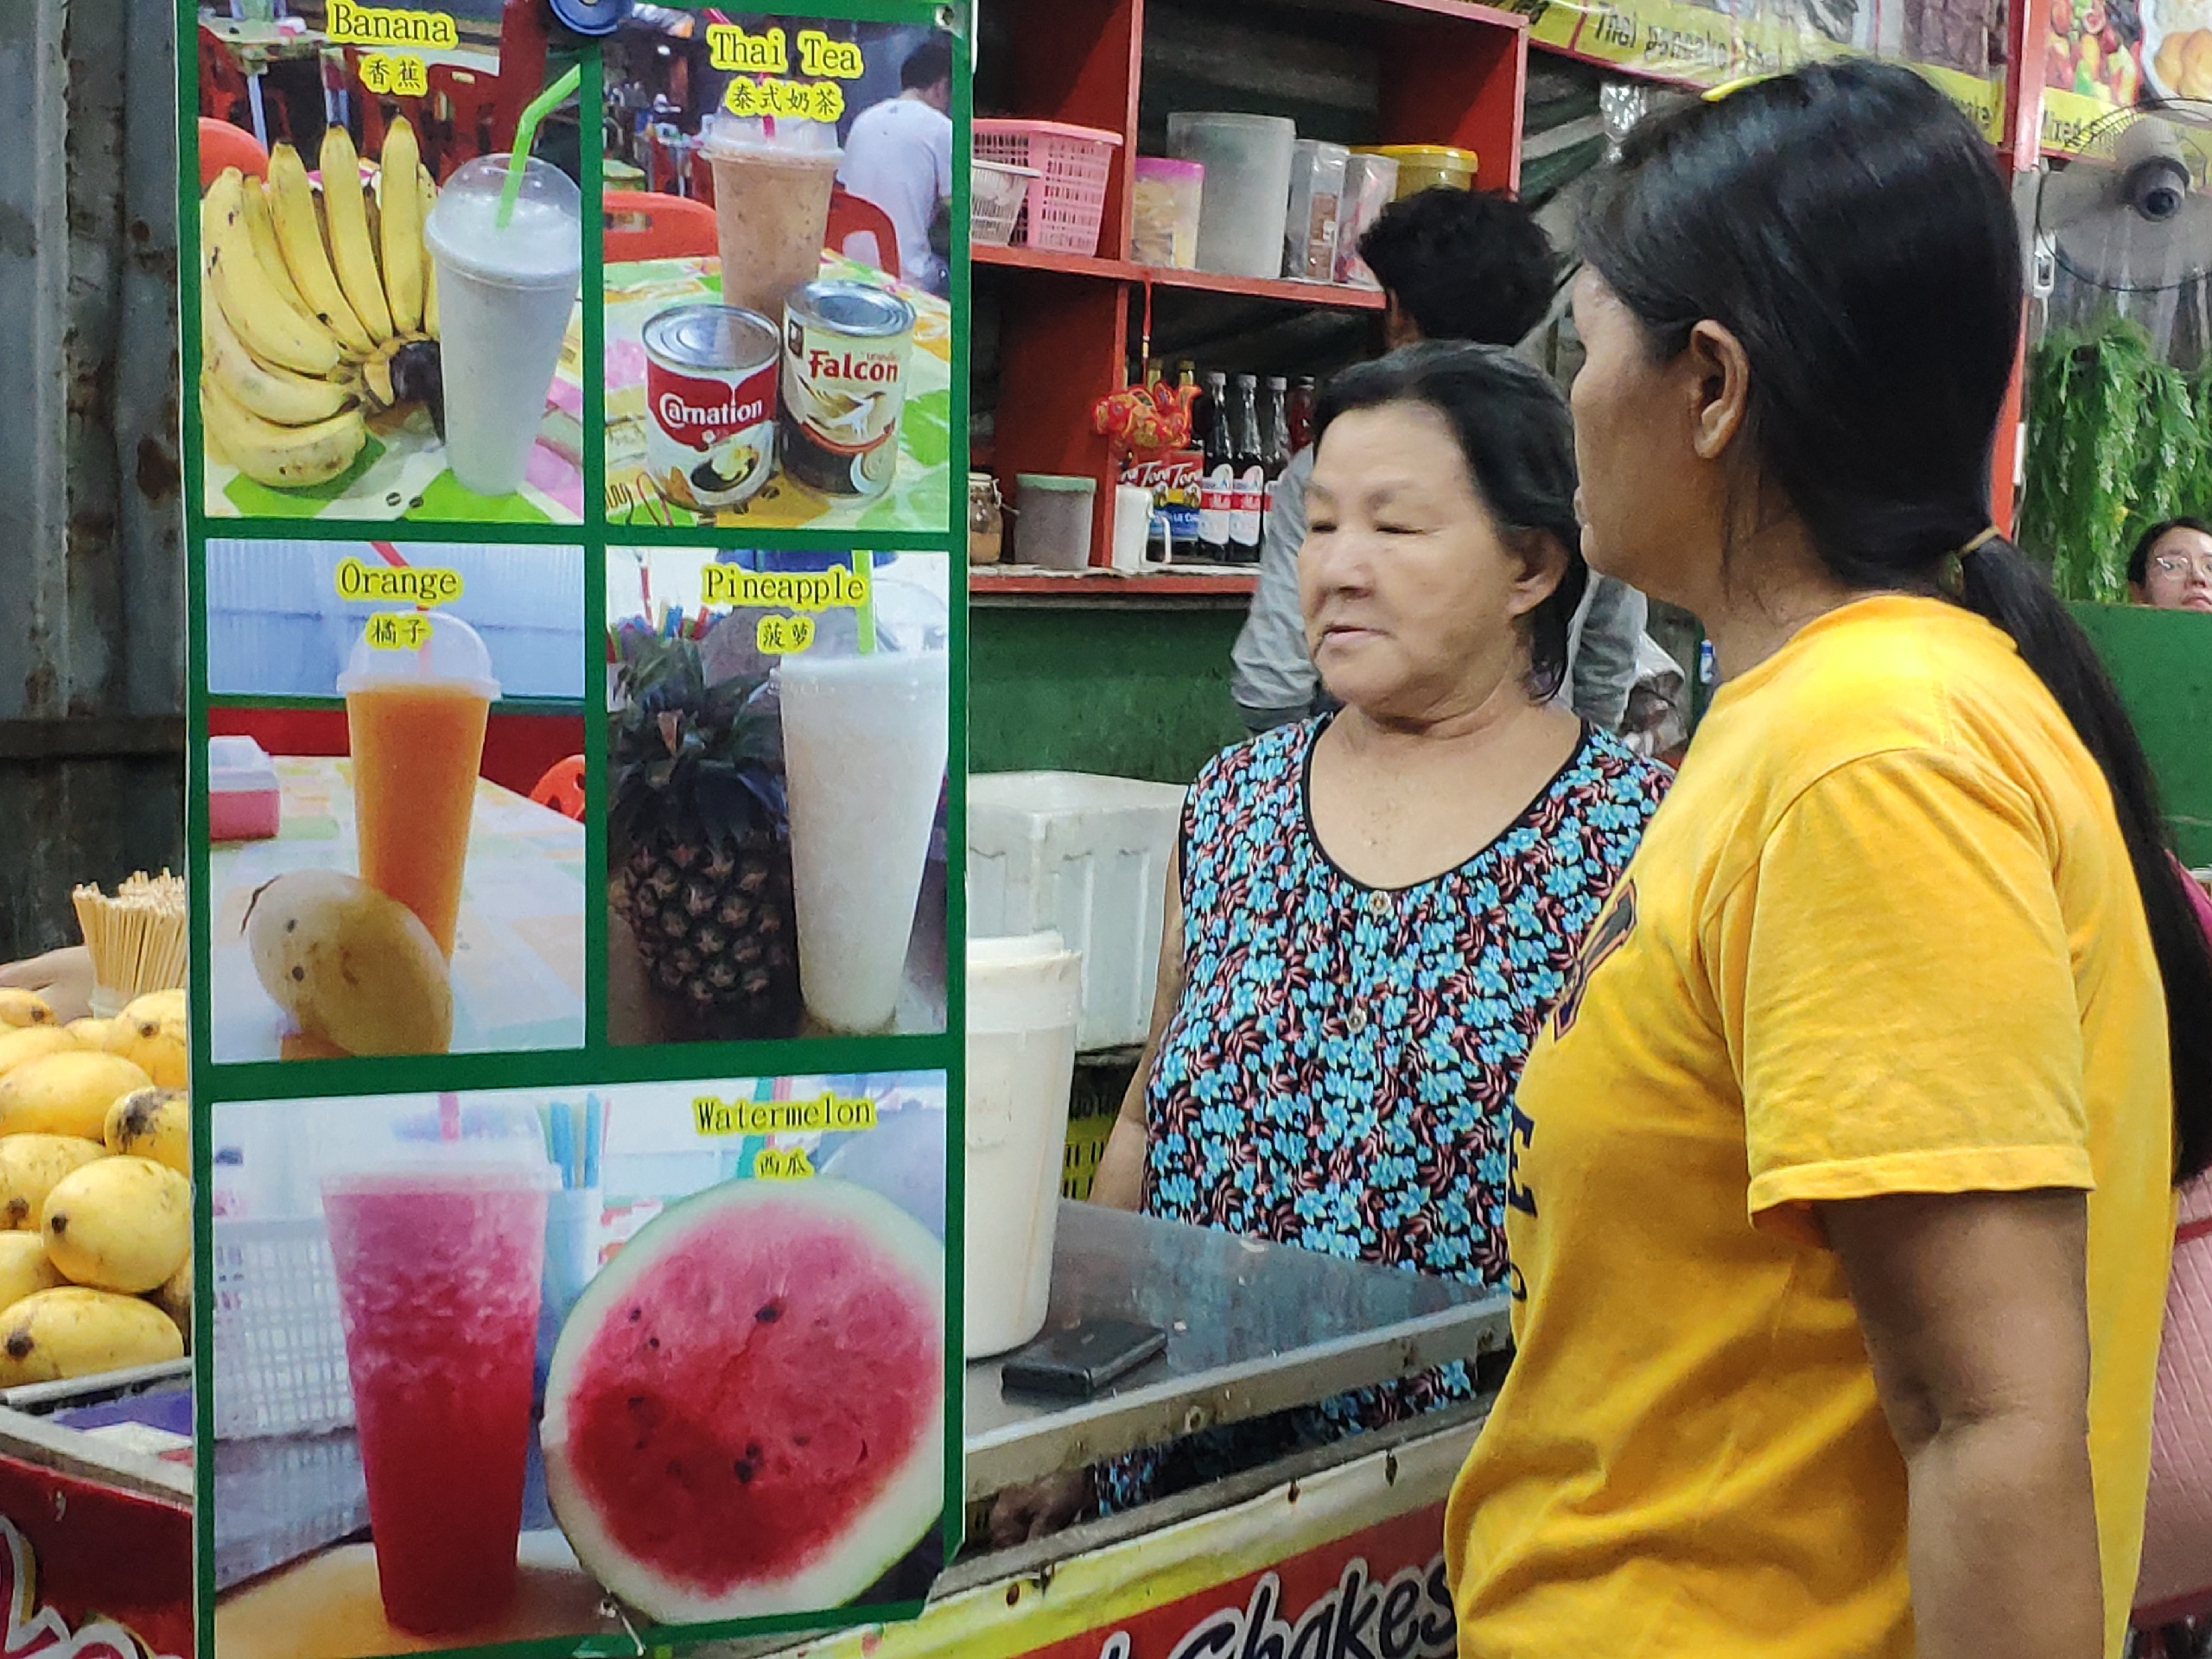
542;1177;945;1624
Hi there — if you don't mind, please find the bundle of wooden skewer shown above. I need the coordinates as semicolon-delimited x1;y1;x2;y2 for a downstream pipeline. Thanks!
72;869;188;1012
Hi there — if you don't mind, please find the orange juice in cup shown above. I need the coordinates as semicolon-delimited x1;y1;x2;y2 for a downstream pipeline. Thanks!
340;613;499;957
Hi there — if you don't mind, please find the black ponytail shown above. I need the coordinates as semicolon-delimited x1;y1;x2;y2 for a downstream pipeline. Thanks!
1582;59;2212;1180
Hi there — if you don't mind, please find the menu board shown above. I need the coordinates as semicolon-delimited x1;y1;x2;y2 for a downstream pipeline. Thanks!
1505;0;2007;139
180;5;968;1655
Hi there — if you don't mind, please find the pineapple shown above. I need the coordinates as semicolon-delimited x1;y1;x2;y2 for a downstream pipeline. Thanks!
608;636;801;1038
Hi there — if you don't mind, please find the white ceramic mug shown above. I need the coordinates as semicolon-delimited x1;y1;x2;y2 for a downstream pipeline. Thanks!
1111;484;1170;573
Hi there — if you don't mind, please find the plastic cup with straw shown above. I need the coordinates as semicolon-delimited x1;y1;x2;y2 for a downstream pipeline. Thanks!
422;67;585;497
499;66;582;230
854;550;877;655
777;552;948;1033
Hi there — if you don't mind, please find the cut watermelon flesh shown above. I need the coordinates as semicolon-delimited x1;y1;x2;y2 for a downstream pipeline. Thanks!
543;1178;946;1624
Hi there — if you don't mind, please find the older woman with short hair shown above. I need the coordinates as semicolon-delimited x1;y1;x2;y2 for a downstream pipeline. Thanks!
1061;342;1669;1516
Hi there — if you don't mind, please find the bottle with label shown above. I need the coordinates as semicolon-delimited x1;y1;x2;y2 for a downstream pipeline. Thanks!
1228;374;1265;563
1262;375;1293;522
1198;369;1234;562
1287;375;1318;454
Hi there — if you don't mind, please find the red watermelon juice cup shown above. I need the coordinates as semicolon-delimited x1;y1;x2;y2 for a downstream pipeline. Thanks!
323;1161;553;1633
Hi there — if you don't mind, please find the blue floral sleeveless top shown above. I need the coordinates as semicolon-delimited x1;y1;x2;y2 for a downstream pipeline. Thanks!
1095;719;1667;1514
1144;716;1669;1302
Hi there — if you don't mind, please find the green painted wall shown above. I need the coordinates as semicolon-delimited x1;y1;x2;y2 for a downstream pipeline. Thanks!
968;601;2212;868
2074;602;2212;865
969;605;1249;785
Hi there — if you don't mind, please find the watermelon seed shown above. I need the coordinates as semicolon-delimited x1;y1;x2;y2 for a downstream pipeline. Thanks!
755;1301;782;1323
647;1336;659;1349
745;1441;762;1460
628;1307;642;1322
734;1459;755;1484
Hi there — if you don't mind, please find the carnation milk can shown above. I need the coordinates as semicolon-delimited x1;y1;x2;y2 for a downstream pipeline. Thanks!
642;303;780;512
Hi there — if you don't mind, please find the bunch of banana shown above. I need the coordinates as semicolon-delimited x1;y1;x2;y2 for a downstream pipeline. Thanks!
199;118;443;491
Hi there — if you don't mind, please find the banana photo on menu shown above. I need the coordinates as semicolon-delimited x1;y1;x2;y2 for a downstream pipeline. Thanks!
194;3;584;523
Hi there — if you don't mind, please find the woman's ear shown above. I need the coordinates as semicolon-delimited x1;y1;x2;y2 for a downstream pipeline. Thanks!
1505;532;1571;621
1684;319;1751;462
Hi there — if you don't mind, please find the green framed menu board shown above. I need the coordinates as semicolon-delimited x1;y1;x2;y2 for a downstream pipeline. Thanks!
178;5;969;1654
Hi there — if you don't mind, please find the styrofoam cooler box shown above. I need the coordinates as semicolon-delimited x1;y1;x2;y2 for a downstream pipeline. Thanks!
967;772;1186;1052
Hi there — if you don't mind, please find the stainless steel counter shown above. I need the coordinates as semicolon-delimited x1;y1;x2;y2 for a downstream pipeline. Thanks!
208;1199;1510;1589
964;1202;1511;1499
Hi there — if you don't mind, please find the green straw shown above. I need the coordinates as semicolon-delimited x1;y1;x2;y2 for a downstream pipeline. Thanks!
498;64;582;230
854;551;877;655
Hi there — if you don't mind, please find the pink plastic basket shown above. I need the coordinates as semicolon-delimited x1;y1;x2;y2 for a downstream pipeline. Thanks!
973;119;1122;256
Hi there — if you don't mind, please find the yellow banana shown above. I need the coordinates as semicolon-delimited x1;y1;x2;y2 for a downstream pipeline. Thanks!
240;178;321;334
378;118;424;334
320;125;392;343
200;375;365;489
266;143;372;355
418;163;439;339
200;168;239;281
204;300;354;426
207;199;342;378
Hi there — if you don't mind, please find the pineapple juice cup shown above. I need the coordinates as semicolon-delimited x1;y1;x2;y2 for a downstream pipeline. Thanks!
778;632;950;1033
340;612;499;958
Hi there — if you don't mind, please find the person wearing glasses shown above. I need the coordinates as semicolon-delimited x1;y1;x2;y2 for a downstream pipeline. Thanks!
2129;517;2212;613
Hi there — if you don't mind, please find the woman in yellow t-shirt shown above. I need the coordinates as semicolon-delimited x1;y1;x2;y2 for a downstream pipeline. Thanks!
1446;60;2212;1659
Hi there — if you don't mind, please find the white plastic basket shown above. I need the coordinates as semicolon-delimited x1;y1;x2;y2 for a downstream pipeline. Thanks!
212;1216;353;1440
971;160;1039;247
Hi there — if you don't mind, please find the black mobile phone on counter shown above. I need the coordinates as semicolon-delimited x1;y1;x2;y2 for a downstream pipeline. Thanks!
1000;1319;1168;1400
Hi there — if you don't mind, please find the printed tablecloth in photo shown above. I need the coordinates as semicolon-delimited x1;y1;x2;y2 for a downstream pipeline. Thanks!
207;757;586;1059
201;312;587;524
601;251;953;532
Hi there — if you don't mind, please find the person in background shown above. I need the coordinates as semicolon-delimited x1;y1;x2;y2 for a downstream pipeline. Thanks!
2129;516;2212;613
1447;62;2212;1659
835;35;954;296
984;343;1669;1546
1231;188;1649;734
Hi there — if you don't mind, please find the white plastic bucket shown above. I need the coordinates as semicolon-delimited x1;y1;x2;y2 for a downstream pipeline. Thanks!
965;931;1083;1358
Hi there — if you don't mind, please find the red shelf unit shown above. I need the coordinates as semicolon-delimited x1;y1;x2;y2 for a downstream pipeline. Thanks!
969;568;1259;598
978;0;1529;569
976;244;1390;312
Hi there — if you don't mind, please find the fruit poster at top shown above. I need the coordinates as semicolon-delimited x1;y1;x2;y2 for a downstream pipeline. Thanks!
1499;0;2006;138
179;3;969;1656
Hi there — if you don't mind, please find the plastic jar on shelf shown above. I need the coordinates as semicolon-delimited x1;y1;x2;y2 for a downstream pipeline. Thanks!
1357;143;1478;199
969;472;1005;564
1014;474;1097;570
1131;157;1205;269
1336;151;1400;286
1166;112;1296;279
